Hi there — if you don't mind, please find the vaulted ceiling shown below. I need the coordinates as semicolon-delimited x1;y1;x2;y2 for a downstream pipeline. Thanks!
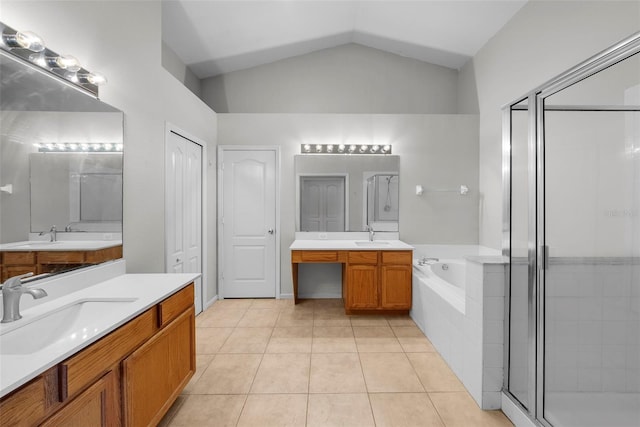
162;1;527;79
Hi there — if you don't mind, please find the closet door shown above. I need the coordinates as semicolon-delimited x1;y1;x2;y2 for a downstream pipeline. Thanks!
166;129;203;313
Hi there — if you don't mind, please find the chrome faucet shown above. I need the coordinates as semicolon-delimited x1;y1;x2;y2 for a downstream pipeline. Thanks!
1;273;47;323
39;225;57;242
367;225;375;242
418;257;439;265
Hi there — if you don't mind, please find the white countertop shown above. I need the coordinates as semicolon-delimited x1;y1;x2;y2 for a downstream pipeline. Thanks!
289;239;413;251
0;272;199;397
0;240;122;252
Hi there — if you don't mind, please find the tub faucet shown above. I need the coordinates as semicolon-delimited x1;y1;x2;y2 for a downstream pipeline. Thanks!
420;257;439;265
1;272;47;323
39;225;57;242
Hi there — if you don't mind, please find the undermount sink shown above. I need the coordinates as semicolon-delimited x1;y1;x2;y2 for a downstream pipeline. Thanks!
0;298;137;355
7;241;61;249
355;241;391;247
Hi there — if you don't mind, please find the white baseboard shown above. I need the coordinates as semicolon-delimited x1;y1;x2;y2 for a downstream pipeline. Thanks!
203;295;218;310
279;293;294;299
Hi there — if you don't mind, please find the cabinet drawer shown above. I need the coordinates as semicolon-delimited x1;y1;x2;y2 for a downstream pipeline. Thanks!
38;251;85;264
2;251;36;265
348;251;378;264
381;251;412;265
158;283;194;328
85;246;123;264
60;308;156;400
300;251;339;262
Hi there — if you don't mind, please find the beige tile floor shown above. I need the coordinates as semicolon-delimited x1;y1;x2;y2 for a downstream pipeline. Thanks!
160;298;513;427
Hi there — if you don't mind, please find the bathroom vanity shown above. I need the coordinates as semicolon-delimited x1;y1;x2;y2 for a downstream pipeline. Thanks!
0;241;123;281
290;239;413;314
0;264;197;426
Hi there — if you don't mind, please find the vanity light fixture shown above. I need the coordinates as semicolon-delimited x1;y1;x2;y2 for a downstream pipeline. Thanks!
299;143;392;155
0;21;106;97
34;143;123;153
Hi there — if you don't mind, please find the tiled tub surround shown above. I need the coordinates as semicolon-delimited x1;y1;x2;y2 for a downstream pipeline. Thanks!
410;245;506;410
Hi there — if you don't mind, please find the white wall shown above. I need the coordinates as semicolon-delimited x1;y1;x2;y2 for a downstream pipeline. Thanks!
460;0;640;250
218;113;479;295
2;1;218;303
202;43;459;114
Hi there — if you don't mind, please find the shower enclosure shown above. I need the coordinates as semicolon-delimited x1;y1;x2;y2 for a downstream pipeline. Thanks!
365;174;399;230
503;33;640;426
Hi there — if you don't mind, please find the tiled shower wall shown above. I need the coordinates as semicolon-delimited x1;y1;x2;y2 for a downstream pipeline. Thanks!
544;260;639;393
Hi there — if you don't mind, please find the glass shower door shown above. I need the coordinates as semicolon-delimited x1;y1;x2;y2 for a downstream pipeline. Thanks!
542;53;640;427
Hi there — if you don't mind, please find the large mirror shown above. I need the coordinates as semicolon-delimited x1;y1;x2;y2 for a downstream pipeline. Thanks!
295;155;399;232
0;51;123;274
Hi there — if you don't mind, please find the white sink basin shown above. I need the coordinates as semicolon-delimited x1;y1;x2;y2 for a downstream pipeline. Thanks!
6;241;61;249
355;241;391;247
0;298;137;355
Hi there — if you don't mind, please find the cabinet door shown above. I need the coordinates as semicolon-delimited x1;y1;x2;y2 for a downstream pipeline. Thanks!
41;370;118;427
122;307;195;427
346;264;379;309
381;265;412;309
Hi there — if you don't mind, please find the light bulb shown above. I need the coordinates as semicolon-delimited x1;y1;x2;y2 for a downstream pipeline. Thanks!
315;144;323;153
371;145;379;153
348;145;356;153
104;143;113;151
3;31;45;52
54;55;81;72
78;72;107;86
326;145;333;153
303;144;311;152
381;145;391;153
359;145;368;153
116;144;124;151
338;144;346;153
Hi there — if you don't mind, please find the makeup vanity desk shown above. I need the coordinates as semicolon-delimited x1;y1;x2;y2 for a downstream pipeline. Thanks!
290;239;414;314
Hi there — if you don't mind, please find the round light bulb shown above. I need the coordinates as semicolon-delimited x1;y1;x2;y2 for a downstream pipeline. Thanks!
56;55;81;72
87;72;107;85
326;145;333;153
303;144;311;152
8;31;46;52
348;145;356;153
359;145;368;153
338;144;346;152
315;144;323;153
371;145;379;153
382;145;391;153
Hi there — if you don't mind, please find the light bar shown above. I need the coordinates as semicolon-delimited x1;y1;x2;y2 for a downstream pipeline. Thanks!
300;144;391;155
34;143;123;152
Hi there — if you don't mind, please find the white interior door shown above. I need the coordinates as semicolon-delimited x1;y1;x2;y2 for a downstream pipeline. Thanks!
166;129;203;313
300;176;345;231
220;148;277;298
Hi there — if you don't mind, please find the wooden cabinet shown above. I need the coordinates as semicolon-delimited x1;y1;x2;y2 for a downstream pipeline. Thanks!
0;246;123;281
40;370;119;427
123;308;195;427
345;250;412;313
0;282;195;427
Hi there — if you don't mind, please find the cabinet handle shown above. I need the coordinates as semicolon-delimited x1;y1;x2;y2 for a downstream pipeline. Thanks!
58;364;68;402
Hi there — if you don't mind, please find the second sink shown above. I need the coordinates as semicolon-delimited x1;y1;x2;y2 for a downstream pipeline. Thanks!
355;241;391;247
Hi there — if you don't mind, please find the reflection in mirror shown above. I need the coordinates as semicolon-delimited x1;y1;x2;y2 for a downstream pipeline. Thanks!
295;155;399;232
0;50;123;281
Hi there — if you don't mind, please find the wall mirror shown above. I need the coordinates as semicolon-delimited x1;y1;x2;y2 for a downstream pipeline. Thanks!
295;155;399;232
0;50;123;279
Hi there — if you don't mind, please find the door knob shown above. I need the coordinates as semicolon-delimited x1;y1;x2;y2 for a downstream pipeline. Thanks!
268;228;274;234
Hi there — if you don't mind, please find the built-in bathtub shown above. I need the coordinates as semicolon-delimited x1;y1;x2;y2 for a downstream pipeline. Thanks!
410;245;506;410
